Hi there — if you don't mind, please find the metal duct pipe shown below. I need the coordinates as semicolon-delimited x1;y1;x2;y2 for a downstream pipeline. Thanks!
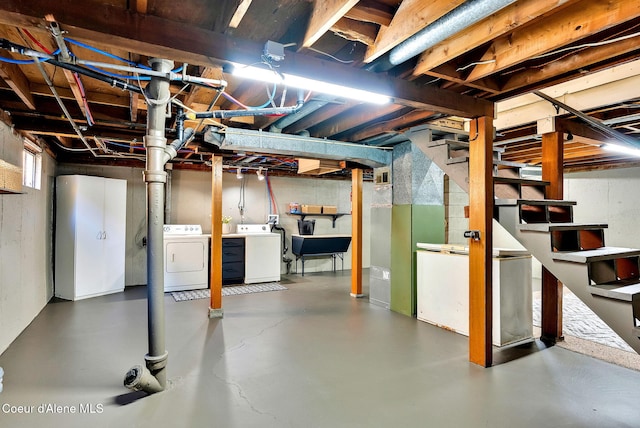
189;90;305;120
269;96;335;133
533;91;640;149
389;0;516;66
124;58;173;394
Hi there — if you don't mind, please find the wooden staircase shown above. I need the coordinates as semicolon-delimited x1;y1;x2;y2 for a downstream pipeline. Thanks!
417;138;640;354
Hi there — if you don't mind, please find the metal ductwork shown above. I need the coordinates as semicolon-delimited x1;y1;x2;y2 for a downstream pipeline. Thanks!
388;0;517;66
269;95;336;133
204;126;392;168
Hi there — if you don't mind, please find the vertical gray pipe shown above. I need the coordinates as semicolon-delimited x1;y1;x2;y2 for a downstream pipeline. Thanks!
145;58;172;387
125;58;172;394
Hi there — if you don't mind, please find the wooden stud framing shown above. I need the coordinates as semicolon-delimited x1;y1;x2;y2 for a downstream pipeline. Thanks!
541;131;564;341
351;168;363;297
468;116;493;367
209;156;223;317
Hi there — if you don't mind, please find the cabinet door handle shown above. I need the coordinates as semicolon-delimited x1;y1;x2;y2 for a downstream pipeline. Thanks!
96;231;102;240
171;253;175;263
102;231;107;240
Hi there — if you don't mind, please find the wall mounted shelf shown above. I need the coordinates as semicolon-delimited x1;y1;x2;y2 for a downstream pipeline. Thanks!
288;212;349;228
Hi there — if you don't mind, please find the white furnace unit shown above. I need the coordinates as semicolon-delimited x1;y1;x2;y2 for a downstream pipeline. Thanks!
163;224;211;292
236;224;281;283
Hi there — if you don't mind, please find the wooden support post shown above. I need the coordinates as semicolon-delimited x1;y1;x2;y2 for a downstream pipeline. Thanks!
542;131;564;200
209;156;223;318
541;131;564;342
351;168;363;297
468;116;493;367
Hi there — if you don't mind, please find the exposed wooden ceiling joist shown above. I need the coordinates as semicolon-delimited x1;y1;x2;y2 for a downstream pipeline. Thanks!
345;2;394;27
228;0;253;29
331;18;378;46
364;0;465;63
412;0;580;77
309;103;405;138
0;0;492;119
302;0;361;49
0;60;36;110
464;0;640;84
498;33;640;96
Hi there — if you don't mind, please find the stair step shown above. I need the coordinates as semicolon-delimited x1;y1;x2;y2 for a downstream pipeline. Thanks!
495;199;577;207
494;160;530;169
446;156;470;165
518;222;609;232
552;247;640;263
589;283;640;302
493;176;550;187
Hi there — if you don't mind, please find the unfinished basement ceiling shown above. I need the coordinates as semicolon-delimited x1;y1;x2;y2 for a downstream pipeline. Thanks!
0;0;640;174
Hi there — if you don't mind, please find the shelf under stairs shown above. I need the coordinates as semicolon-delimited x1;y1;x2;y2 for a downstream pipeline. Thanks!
417;138;640;353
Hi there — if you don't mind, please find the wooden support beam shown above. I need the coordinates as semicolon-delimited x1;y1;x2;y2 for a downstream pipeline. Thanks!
228;0;253;28
541;131;564;342
302;0;361;49
351;168;363;297
364;0;464;63
0;61;36;110
345;2;394;26
131;0;148;14
465;0;640;83
468;116;493;367
130;92;139;123
344;109;436;141
331;17;378;46
209;156;224;318
30;83;129;108
412;0;578;76
542;131;564;199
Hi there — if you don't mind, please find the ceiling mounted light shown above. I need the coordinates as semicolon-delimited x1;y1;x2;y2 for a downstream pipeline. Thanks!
601;143;640;157
230;62;391;105
256;167;265;181
236;168;244;179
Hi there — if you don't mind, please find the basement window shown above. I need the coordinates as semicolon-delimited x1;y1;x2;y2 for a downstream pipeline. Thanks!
22;140;42;190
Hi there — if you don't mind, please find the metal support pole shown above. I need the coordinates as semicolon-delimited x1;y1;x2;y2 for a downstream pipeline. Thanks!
124;58;172;394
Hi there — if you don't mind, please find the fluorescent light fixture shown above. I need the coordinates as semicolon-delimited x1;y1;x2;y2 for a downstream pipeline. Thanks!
230;63;391;104
256;167;265;181
601;143;640;157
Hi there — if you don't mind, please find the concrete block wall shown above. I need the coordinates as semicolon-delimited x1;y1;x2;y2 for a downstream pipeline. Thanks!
0;122;55;354
566;167;640;249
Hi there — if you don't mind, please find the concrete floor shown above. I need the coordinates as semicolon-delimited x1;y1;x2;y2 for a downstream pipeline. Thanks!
1;271;640;427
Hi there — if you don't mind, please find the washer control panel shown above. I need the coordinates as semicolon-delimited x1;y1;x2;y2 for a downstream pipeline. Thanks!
163;224;203;235
237;224;271;234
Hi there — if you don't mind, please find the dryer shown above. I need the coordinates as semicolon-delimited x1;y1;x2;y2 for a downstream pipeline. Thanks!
163;224;210;292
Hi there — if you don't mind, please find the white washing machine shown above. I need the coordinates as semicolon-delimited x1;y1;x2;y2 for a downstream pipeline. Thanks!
237;224;281;284
163;224;210;292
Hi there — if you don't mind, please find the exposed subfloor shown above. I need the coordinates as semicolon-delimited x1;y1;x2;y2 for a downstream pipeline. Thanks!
1;271;640;427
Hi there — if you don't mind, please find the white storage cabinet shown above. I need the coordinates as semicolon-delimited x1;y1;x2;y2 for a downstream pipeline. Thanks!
55;175;127;300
